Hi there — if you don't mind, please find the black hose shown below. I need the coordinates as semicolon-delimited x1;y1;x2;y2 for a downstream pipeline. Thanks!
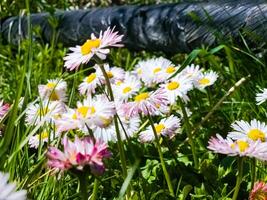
1;0;267;53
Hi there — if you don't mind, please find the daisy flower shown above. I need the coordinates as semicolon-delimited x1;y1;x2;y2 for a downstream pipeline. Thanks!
55;108;81;133
79;71;103;96
195;71;218;90
76;95;116;129
256;88;267;105
160;74;193;104
139;115;181;142
0;100;10;119
100;64;125;84
249;181;267;200
38;79;67;102
181;64;202;80
228;119;267;142
63;27;123;71
113;72;141;102
47;135;111;175
29;129;59;149
135;57;174;87
207;134;267;160
121;88;168;117
0;172;27;200
25;100;64;126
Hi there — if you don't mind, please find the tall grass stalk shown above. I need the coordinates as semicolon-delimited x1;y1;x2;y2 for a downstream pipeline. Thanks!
232;158;244;200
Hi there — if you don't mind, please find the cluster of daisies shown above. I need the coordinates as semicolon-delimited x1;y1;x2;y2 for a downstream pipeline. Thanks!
20;27;219;175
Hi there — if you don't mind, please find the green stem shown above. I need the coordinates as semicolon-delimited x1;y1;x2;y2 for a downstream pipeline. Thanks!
178;98;199;169
79;174;88;200
250;158;256;190
98;64;127;178
147;112;174;197
91;178;100;200
232;157;244;200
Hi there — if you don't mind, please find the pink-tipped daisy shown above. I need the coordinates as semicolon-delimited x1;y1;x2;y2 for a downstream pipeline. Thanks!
207;134;267;160
249;181;267;200
181;64;202;80
139;115;181;142
228;119;267;142
47;135;111;175
38;79;67;102
63;27;123;71
256;88;267;105
121;88;168;117
0;100;10;119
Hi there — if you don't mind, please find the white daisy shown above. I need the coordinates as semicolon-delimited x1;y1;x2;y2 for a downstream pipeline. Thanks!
228;119;267;142
135;57;174;87
256;88;267;105
63;27;123;71
79;72;103;96
160;74;193;104
29;129;59;149
25;100;64;126
0;172;27;200
181;64;202;80
38;79;67;102
113;72;141;102
195;71;218;90
139;115;181;142
100;64;125;84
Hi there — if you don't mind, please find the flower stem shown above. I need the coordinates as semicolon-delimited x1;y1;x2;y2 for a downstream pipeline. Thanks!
98;64;127;178
178;98;198;169
147;112;175;197
78;174;88;200
91;178;100;200
250;158;256;190
232;157;244;200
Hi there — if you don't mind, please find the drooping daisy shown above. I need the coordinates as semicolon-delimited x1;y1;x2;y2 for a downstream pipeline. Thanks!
139;115;181;142
25;100;64;126
38;79;67;102
135;57;174;87
207;134;267;160
47;136;111;175
29;129;59;149
160;74;193;104
195;71;218;90
181;64;202;80
0;100;10;119
228;119;267;142
0;172;27;200
63;27;123;71
256;88;267;105
121;88;168;117
113;72;141;102
249;181;267;200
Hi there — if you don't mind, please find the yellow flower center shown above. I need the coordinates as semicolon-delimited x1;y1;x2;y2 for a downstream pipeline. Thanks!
166;66;176;74
46;82;56;89
248;129;265;142
237;140;249;152
199;78;210;85
167;81;180;90
116;81;123;86
123;86;132;94
134;92;149;102
155;124;165;134
137;68;142;75
72;113;77;120
81;39;101;55
77;106;96;118
50;91;59;101
38;131;49;140
37;107;50;116
107;71;114;78
86;73;96;83
153;67;161;74
100;116;113;127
